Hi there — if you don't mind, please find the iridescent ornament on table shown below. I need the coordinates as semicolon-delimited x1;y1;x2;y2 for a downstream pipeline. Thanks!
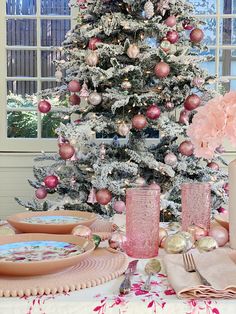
43;175;59;189
96;189;112;205
108;230;126;251
164;153;177;167
85;51;99;66
178;231;195;251
178;140;194;156
146;104;161;120
166;30;179;44
144;0;154;19
68;80;81;93
196;236;218;252
71;225;92;239
113;200;126;213
55;69;63;82
117;121;130;137
87;187;97;204
132;114;147;130
164;15;177;27
35;187;47;200
179;109;190;125
209;225;229;247
59;143;75;160
164;233;188;254
69;94;81;106
184;94;201;111
160;38;171;52
38;100;51;114
121;78;132;90
88;91;102;106
88;37;102;50
207;162;219;171
190;28;204;43
127;44;140;59
99;143;106;160
154;61;170;78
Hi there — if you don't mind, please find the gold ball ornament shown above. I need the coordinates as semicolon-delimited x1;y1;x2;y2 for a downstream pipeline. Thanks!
121;78;132;90
178;231;194;251
196;236;218;253
159;227;168;246
117;121;130;136
85;52;99;66
164;233;187;254
71;225;92;239
127;44;140;59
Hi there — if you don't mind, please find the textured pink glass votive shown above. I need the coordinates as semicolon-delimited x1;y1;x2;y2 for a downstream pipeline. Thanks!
181;182;211;232
125;187;160;258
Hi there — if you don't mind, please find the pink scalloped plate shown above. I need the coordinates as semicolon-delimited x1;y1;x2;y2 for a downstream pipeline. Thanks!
0;233;95;276
214;213;229;230
7;210;97;234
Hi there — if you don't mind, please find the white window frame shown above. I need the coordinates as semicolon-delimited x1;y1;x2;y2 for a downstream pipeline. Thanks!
0;0;77;152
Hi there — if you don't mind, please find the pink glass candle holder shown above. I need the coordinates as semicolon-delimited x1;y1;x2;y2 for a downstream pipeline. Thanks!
181;182;211;232
125;187;160;258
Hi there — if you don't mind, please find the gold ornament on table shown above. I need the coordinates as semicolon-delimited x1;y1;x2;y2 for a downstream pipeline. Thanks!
178;231;194;251
196;236;218;252
144;0;155;19
117;121;130;136
159;227;168;246
168;222;181;232
164;233;188;254
121;78;132;90
71;225;92;239
127;44;140;59
85;51;99;66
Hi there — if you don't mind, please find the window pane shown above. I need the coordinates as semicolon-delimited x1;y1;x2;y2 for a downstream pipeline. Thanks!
191;0;216;15
41;113;69;138
7;50;37;77
220;0;236;14
6;0;37;15
7;111;37;138
221;80;236;93
41;0;70;15
202;18;217;45
41;50;64;77
7;81;37;109
7;19;37;46
41;81;61;90
41;19;71;46
219;49;236;77
200;49;216;75
220;18;236;45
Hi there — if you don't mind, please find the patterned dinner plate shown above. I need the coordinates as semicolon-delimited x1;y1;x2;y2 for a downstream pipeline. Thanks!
0;233;95;276
7;210;97;234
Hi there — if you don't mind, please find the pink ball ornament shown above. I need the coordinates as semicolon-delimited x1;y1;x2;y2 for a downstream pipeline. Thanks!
59;143;75;160
69;94;81;106
178;140;194;156
71;225;92;239
192;77;205;88
188;225;208;241
44;175;59;189
207;162;219;171
165;101;174;110
146;104;161;120
35;187;47;199
113;200;126;213
184;94;201;111
164;153;177;166
108;231;127;251
166;30;179;44
165;15;177;27
179;109;190;125
96;189;112;205
135;177;146;186
38;100;51;113
182;20;194;30
132;114;147;130
218;207;228;214
190;28;204;43
88;37;102;50
154;61;170;78
209;225;229;247
68;80;81;93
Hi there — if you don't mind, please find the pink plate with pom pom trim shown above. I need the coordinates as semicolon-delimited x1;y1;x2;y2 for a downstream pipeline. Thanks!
214;213;229;230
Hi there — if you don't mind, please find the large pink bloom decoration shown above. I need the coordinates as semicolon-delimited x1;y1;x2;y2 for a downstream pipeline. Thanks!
187;91;236;159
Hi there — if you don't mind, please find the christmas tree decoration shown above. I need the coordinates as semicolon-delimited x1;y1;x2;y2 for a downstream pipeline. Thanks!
38;100;51;113
85;51;99;66
165;101;174;110
68;80;81;92
132;114;147;130
117;121;130;137
164;153;177;166
178;140;194;156
92;234;101;248
35;187;47;200
149;182;160;190
88;91;102;105
179;109;190;125
121;78;132;90
88;37;102;50
209;225;229;247
55;69;63;82
192;77;205;87
113;200;126;213
71;225;92;239
96;189;112;205
160;38;171;52
224;183;229;195
164;15;177;27
184;94;201;111
183;19;194;30
164;233;188;254
154;61;170;78
87;187;97;204
69;94;81;106
156;0;170;16
178;231;195;251
144;0;154;19
146;104;161;120
99;143;106;160
127;44;140;59
80;81;89;99
135;176;146;186
196;236;218;252
43;175;59;189
59;143;75;160
207;162;219;170
187;225;208;241
166;30;179;44
190;28;204;43
108;231;126;251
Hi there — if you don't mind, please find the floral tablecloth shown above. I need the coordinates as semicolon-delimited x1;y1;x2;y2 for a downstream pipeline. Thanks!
0;255;234;314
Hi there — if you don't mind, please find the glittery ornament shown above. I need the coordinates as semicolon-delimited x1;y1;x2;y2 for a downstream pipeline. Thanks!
184;94;201;111
207;162;219;171
165;101;174;110
178;141;194;156
59;143;75;160
159;227;168;246
209;225;229;247
108;231;126;251
164;234;187;254
113;200;126;213
132;114;147;130
85;51;99;66
196;236;218;252
192;77;205;87
88;91;102;106
55;69;63;82
88;37;102;50
178;231;194;251
190;28;204;43
96;189;112;205
160;39;171;52
154;61;170;78
165;15;177;27
144;0;154;19
68;80;81;92
87;187;97;204
44;175;59;189
71;225;92;239
80;82;89;99
38;100;51;113
179;109;190;125
187;225;208;241
146;104;161;120
69;94;81;106
121;78;132;90
99;143;106;160
164;153;177;167
117;122;130;136
166;30;179;44
127;44;140;59
35;187;47;200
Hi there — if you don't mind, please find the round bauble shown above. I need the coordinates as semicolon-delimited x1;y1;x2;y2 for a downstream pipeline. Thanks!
127;44;140;59
59;143;75;160
121;79;132;90
71;225;92;239
164;234;187;254
187;225;208;241
160;236;167;248
135;177;146;186
88;37;102;50
132;114;147;130
160;39;171;52
44;175;59;189
218;207;228;214
178;140;194;156
196;236;218;252
146;104;161;120
165;101;174;110
35;187;47;199
159;227;168;246
88;92;102;106
149;182;160;190
178;231;194;251
38;100;51;113
85;52;99;66
154;61;170;78
192;77;205;87
113;200;126;213
96;188;112;205
207;162;219;171
184;94;201;111
183;20;194;30
165;15;177;27
209;225;229;247
69;94;81;106
190;28;204;43
68;80;81;93
108;231;126;251
179;109;190;124
117;122;130;137
164;153;177;167
166;30;179;44
168;222;181;232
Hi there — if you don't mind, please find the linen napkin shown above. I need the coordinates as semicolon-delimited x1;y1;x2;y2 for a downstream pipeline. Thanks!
163;248;236;299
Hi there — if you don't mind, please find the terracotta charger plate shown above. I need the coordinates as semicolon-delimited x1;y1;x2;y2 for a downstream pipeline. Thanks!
0;233;95;276
214;213;229;230
7;210;97;234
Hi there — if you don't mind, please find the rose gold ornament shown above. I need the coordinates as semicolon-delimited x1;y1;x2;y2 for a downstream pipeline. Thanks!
69;94;81;106
117;121;130;136
178;140;194;156
127;44;140;59
87;187;97;204
187;225;208;241
165;15;177;27
88;37;102;50
166;30;179;44
121;78;132;90
146;104;161;120
88;91;102;106
113;200;126;213
209;225;229;247
59;143;75;160
165;101;174;110
164;153;177;166
68;80;81;92
159;227;168;246
207;162;219;171
108;231;126;251
184;94;201;111
85;52;99;66
190;28;204;43
154;61;170;78
132;114;147;130
160;39;171;52
183;19;194;30
179;109;190;125
38;100;51;113
35;187;47;200
96;189;112;205
44;175;59;189
71;225;92;239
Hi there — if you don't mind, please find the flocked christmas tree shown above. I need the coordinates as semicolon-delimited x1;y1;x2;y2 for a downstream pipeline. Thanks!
16;0;229;220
